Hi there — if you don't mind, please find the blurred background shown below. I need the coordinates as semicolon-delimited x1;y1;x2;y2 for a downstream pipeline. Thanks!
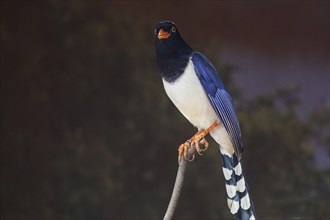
1;1;329;220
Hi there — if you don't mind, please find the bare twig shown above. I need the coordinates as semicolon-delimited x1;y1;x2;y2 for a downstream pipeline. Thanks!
163;144;197;220
163;123;219;219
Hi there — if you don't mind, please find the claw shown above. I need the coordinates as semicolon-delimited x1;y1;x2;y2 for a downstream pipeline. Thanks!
177;121;220;163
195;138;209;155
178;141;194;163
191;130;209;155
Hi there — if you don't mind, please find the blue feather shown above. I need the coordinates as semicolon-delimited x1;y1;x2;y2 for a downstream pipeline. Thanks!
191;52;243;158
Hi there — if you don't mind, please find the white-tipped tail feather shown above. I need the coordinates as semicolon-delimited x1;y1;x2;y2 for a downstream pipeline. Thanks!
223;167;233;180
220;146;255;220
228;199;240;214
241;193;251;210
237;177;246;193
226;184;237;199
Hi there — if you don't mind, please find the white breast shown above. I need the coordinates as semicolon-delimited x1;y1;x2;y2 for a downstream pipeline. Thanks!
162;59;219;129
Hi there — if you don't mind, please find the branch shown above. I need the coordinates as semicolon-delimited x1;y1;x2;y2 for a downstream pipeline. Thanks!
163;144;197;220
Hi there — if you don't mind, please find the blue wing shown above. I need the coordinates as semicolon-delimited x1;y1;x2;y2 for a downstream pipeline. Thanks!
191;52;243;159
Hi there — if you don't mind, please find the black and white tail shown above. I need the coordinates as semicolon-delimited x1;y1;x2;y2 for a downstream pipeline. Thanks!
220;147;256;220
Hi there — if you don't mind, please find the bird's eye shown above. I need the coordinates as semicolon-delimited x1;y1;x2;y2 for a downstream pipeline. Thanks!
154;28;157;35
171;27;176;32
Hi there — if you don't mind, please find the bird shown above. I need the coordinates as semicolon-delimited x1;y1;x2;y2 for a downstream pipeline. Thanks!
154;20;256;220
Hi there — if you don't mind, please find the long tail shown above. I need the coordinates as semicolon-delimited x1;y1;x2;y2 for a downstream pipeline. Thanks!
220;147;256;220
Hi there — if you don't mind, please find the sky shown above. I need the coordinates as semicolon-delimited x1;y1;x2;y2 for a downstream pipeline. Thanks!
216;2;329;114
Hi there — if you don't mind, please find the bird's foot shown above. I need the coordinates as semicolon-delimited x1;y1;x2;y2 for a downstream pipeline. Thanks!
178;141;194;163
177;122;220;163
177;134;208;163
195;137;209;155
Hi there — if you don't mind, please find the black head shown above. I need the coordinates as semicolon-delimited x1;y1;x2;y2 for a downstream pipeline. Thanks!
154;21;178;41
154;21;193;82
154;21;192;59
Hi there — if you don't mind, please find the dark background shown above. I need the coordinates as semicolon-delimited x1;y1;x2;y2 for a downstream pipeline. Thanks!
1;1;329;220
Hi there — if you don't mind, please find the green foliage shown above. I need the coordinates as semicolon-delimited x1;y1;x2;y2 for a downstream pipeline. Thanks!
1;2;329;220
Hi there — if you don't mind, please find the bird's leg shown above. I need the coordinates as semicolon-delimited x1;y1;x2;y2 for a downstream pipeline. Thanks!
178;121;220;163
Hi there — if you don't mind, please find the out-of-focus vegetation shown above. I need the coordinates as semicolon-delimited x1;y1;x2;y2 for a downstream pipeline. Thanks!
1;2;329;220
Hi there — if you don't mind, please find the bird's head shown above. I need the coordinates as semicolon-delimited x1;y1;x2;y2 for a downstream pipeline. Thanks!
154;20;192;59
154;20;178;40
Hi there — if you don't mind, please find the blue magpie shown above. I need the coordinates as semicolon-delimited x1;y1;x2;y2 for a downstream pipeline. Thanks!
154;21;256;220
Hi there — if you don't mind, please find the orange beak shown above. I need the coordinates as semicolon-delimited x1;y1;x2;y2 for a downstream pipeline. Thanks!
158;29;171;39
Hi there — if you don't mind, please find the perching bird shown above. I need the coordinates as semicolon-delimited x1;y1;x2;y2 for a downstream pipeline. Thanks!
154;21;256;220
